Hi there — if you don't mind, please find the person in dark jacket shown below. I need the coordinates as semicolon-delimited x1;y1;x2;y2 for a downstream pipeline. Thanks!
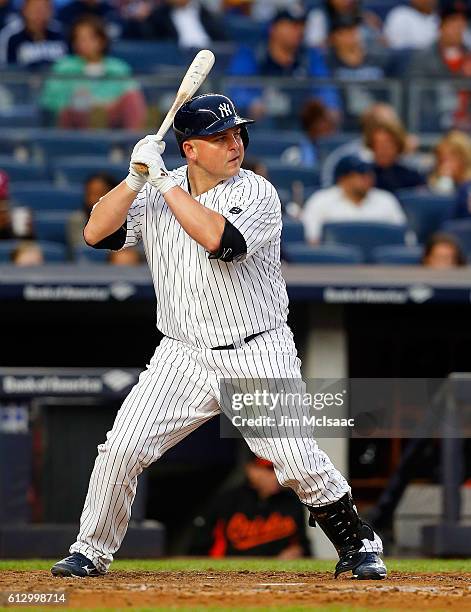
365;121;425;193
125;0;226;46
190;456;311;558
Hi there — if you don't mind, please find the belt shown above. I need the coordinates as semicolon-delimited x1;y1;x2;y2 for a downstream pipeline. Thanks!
211;331;264;350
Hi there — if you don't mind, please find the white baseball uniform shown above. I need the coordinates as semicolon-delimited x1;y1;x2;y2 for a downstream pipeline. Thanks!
70;167;381;572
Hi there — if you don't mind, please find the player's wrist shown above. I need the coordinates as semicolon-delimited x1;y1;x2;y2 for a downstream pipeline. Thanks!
125;171;147;193
148;166;177;194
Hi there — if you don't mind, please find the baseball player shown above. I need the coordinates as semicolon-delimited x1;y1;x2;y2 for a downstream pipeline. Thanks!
51;94;386;580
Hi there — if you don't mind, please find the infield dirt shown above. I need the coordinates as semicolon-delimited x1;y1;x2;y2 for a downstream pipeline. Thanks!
2;570;471;610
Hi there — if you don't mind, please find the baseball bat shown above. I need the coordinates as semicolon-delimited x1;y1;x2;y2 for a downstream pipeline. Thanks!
132;49;215;175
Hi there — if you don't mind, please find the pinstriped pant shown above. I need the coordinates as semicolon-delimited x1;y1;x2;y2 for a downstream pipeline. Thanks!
70;326;380;572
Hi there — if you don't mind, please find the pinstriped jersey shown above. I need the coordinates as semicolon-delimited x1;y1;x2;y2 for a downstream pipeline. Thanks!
123;167;289;349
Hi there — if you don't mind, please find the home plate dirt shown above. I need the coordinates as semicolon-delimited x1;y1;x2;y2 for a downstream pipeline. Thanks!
2;570;471;609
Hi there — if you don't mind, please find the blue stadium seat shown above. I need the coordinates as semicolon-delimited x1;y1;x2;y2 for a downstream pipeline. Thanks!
74;244;109;263
372;245;423;265
53;157;128;184
322;222;408;263
316;134;360;162
397;190;455;243
111;41;184;72
265;161;319;191
35;132;114;160
281;216;304;243
0;105;40;128
223;15;267;44
247;130;304;159
0;239;67;262
10;183;82;211
441;219;471;255
35;211;71;244
283;242;364;264
0;156;48;182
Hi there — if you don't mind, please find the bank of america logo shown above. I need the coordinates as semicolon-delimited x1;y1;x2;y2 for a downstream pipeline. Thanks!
103;370;135;392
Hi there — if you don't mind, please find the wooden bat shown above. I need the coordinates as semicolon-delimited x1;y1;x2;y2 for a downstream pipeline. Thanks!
132;49;215;175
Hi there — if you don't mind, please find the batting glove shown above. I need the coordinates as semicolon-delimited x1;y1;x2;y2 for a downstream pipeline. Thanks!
125;135;166;192
147;161;177;195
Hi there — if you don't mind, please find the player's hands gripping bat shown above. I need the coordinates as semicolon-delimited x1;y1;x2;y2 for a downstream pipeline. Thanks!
132;49;215;176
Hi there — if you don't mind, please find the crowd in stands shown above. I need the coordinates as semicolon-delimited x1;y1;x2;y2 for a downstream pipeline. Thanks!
1;0;471;266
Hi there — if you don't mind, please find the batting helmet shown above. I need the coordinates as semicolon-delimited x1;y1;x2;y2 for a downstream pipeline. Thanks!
173;94;254;157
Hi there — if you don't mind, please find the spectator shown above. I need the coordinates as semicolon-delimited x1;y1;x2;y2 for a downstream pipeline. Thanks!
365;122;426;193
0;0;66;69
41;15;147;129
108;246;141;265
129;0;226;46
422;231;467;267
429;130;471;194
321;14;389;128
383;0;438;49
302;155;406;244
67;172;118;250
293;99;338;166
11;240;44;265
0;170;34;239
407;0;471;129
57;0;120;38
321;102;420;186
189;456;310;558
229;6;339;119
241;157;268;178
305;0;382;49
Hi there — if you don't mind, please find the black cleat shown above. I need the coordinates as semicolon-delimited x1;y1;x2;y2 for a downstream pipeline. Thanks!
51;552;102;577
335;551;387;580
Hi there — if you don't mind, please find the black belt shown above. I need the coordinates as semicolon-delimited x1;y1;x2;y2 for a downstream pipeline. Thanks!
211;331;264;350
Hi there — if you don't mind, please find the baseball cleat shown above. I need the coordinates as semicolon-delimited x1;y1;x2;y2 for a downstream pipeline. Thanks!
335;551;387;579
51;552;101;577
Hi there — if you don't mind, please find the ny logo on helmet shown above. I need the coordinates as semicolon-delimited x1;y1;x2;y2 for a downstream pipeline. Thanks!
218;103;233;118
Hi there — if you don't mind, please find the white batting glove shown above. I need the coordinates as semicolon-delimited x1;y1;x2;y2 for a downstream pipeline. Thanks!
147;160;177;195
125;135;166;192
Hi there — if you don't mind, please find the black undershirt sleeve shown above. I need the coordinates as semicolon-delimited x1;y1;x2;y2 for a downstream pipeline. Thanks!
208;218;247;262
83;222;128;250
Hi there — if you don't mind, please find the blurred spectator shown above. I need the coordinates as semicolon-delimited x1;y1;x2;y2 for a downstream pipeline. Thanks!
57;0;120;38
128;0;226;45
241;157;268;178
429;130;471;193
41;15;147;129
295;99;338;166
108;246;141;265
422;231;467;267
11;240;44;265
116;0;152;38
321;102;419;186
0;170;33;239
189;456;310;558
67;172;118;250
320;14;389;127
365;122;426;192
0;0;19;30
408;0;471;129
305;0;382;49
302;155;406;244
229;6;338;119
0;0;66;69
383;0;438;49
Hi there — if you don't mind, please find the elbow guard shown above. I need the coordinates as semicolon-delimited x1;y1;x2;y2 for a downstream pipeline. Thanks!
84;222;127;250
209;219;247;262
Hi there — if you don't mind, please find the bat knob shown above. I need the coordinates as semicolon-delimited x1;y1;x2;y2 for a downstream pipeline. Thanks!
132;162;149;176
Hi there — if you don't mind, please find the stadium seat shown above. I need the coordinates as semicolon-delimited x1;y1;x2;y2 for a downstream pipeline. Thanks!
35;211;71;244
396;190;455;243
0;156;48;182
265;161;319;191
372;245;423;265
10;183;82;211
35;132;115;160
223;15;267;44
74;244;108;263
111;41;185;72
322;222;408;263
247;130;304;159
281;216;304;243
0;239;67;262
282;242;364;264
441;219;471;255
316;134;360;162
53;157;129;184
0;104;40;128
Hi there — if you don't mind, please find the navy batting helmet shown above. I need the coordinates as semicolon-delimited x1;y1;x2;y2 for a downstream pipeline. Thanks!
173;94;254;157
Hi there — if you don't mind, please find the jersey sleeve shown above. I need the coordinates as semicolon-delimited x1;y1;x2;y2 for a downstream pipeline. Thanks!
223;177;282;260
